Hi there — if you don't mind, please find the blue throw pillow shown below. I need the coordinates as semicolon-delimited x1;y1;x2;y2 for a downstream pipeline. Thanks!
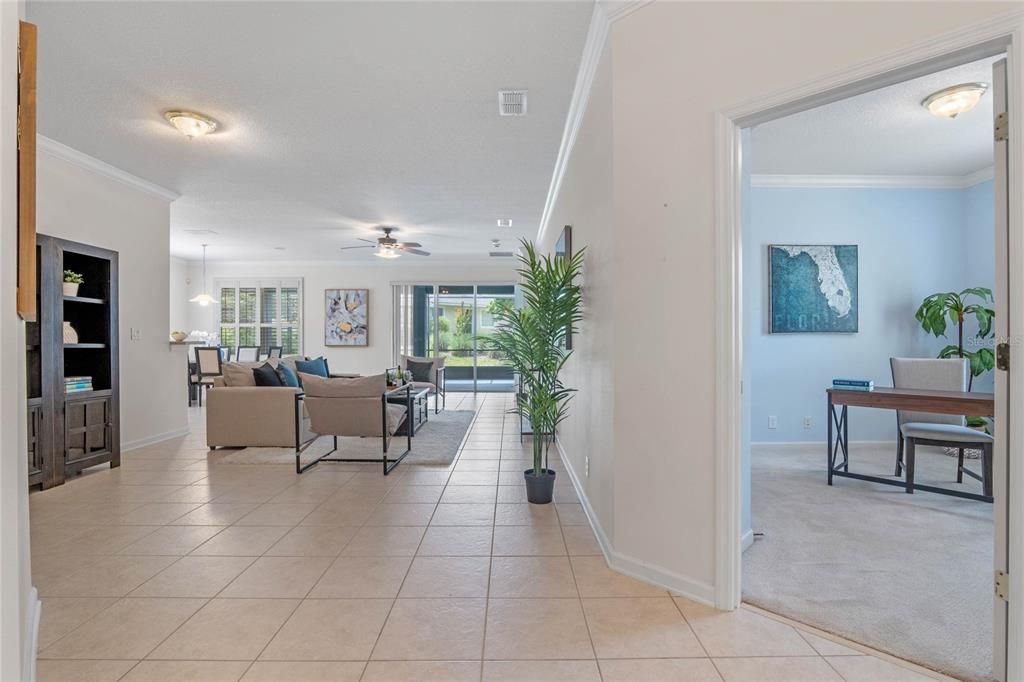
295;356;329;378
276;363;300;388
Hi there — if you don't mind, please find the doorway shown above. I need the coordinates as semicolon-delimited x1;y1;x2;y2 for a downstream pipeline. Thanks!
713;29;1020;682
393;283;517;393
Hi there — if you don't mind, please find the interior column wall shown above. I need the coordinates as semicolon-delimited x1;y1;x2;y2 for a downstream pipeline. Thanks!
546;0;1018;603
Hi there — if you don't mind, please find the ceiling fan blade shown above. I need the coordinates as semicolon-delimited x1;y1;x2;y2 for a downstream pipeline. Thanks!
401;247;431;256
399;242;422;248
357;238;378;244
339;245;375;250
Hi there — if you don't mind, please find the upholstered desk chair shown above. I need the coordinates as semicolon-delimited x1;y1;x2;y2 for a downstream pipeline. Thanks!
890;357;993;496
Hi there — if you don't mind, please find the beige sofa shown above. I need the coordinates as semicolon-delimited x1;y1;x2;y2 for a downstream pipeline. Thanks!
205;357;314;448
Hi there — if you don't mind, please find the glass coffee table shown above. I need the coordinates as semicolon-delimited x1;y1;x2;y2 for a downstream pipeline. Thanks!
386;385;430;436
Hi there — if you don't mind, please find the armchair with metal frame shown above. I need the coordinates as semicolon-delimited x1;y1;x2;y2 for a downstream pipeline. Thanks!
397;355;447;414
192;346;223;407
294;373;413;475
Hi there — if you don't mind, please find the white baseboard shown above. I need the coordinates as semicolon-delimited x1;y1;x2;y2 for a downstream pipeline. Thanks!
741;529;755;552
122;426;191;452
554;438;716;607
26;586;40;681
752;440;892;452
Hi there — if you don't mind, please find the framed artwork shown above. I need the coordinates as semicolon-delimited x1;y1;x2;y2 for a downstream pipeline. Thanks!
325;288;368;346
769;244;858;333
555;225;573;350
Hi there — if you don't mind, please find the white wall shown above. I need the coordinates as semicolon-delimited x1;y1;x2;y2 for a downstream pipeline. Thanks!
169;256;189;334
37;152;187;448
182;259;517;375
1;2;35;679
545;1;1018;603
541;42;617;544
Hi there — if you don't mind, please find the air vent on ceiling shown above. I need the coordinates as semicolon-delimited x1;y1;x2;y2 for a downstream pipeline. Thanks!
489;251;514;258
498;90;528;117
496;218;512;228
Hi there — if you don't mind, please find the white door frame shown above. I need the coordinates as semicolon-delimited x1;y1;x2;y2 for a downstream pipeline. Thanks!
713;10;1024;680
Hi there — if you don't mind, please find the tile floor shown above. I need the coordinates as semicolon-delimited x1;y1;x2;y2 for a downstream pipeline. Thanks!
30;393;951;681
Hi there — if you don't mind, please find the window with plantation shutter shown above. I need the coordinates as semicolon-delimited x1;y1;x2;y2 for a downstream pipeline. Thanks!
216;279;303;356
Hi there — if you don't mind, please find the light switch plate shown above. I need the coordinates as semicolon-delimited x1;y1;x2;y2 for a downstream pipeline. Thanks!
768;416;777;429
130;327;141;341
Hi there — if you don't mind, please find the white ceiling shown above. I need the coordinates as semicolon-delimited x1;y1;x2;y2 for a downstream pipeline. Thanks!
27;1;592;261
751;56;1000;177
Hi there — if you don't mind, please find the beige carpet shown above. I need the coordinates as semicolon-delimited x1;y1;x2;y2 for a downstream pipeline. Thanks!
212;410;476;468
744;443;993;682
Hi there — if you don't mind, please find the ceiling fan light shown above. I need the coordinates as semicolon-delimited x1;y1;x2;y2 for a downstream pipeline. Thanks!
922;82;988;119
374;249;400;259
164;110;219;138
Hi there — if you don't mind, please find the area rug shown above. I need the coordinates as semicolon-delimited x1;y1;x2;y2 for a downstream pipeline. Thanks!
744;443;993;682
211;410;475;468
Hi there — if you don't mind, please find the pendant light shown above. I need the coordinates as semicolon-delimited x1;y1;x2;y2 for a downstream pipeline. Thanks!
190;243;216;306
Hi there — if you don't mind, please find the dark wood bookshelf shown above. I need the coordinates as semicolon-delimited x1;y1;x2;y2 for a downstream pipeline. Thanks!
28;235;119;490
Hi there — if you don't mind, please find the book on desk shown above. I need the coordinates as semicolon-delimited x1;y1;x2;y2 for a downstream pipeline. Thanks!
832;378;873;391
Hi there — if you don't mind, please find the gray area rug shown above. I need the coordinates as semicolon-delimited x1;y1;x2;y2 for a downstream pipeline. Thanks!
213;410;475;468
744;444;993;682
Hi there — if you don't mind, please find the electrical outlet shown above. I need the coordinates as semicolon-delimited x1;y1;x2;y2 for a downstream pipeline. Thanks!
585;456;590;477
768;416;777;429
803;416;813;430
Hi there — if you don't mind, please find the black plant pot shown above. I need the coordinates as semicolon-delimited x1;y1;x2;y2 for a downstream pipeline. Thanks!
524;468;556;504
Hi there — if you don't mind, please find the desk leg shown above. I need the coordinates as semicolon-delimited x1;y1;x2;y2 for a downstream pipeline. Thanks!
842;405;849;472
905;438;915;494
827;395;834;485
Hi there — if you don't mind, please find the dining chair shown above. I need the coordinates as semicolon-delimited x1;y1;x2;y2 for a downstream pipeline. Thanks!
267;346;283;359
219;346;233;362
194;346;224;407
890;357;993;496
236;346;259;362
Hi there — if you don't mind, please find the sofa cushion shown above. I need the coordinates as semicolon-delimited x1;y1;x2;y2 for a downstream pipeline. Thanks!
276;363;300;388
408;380;437;395
300;373;385;398
222;362;257;387
295;356;329;378
253;362;284;387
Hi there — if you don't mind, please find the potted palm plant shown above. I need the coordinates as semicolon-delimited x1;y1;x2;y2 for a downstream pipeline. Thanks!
486;240;584;504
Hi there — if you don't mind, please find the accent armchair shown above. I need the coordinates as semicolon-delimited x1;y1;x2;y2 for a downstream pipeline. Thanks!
398;354;447;413
296;373;412;475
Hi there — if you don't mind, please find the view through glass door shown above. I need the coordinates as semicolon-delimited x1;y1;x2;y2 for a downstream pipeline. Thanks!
393;283;516;393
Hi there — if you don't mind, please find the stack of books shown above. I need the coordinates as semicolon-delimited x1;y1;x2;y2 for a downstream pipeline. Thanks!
65;376;93;394
833;378;873;391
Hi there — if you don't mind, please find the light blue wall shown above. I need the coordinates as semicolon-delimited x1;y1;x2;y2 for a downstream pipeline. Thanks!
744;182;994;443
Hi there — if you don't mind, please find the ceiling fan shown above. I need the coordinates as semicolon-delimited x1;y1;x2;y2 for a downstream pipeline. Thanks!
339;226;430;258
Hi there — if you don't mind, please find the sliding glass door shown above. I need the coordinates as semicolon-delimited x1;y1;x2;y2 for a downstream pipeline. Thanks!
393;283;516;393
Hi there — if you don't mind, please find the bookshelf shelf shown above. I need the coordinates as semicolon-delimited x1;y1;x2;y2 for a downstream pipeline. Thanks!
63;295;106;305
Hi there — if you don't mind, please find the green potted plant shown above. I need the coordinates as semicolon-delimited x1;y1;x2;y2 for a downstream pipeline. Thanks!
486;240;584;504
915;287;995;428
62;270;84;297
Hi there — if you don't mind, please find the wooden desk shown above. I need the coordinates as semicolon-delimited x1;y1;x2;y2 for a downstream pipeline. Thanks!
827;387;995;502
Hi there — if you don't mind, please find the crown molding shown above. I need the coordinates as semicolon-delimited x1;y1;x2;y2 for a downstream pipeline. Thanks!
37;135;180;202
751;168;994;189
536;0;651;246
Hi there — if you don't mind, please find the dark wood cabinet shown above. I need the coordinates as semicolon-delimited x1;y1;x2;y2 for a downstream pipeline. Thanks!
27;235;119;490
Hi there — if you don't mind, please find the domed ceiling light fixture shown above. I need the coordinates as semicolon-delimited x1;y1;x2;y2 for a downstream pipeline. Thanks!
921;82;988;119
164;110;219;138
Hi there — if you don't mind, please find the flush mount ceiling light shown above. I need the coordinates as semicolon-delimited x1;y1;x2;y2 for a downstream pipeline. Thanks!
922;82;988;118
189;244;216;306
164;110;219;138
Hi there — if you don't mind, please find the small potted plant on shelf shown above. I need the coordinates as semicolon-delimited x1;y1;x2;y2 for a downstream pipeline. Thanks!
486;240;584;504
62;270;84;297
